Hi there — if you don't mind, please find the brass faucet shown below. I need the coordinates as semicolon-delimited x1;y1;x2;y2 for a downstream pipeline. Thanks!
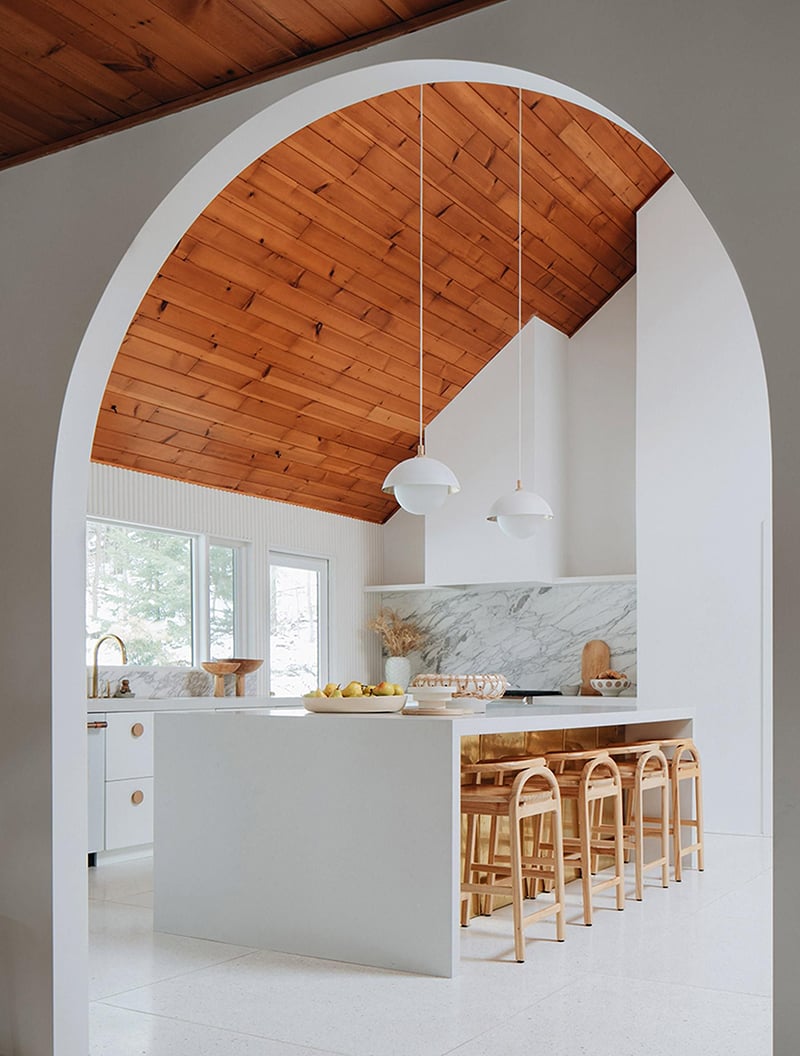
90;634;128;699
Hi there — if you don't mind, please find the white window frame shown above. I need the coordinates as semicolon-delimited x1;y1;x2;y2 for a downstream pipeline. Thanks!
268;550;330;695
87;517;249;665
196;534;250;661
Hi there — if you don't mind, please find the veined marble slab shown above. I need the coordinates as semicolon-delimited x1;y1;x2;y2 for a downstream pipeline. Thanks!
88;664;257;701
382;581;636;688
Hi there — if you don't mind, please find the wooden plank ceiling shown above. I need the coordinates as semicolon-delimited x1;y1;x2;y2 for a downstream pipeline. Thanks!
93;83;672;523
0;0;503;170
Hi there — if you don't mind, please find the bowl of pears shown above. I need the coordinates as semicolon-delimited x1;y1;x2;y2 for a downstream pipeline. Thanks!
302;680;407;713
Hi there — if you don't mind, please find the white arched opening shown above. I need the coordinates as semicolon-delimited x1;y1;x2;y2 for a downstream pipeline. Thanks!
59;57;646;1052
24;30;771;1054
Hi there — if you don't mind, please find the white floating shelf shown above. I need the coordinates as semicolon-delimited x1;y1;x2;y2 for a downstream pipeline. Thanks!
552;574;637;585
365;574;636;592
364;583;463;593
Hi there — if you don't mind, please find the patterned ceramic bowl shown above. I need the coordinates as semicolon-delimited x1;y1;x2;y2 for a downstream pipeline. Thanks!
590;678;631;697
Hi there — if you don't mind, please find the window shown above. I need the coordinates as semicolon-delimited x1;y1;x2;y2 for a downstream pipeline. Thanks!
208;542;238;657
269;552;329;696
86;519;246;665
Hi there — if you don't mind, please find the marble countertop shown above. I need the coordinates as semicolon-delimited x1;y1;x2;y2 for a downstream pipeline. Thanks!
87;696;296;713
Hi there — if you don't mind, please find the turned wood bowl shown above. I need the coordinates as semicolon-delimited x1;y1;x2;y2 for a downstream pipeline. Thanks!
217;658;264;695
201;660;241;676
201;660;241;697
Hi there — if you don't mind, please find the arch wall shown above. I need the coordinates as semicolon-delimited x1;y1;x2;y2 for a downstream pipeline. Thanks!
0;2;795;1052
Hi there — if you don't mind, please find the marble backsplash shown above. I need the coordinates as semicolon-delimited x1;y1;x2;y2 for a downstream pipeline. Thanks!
381;582;636;690
87;665;257;700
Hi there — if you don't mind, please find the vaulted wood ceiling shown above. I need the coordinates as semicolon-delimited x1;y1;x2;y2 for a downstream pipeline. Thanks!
0;0;502;170
93;83;671;523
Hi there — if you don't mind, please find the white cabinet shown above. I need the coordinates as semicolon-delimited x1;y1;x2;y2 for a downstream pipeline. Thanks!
88;709;156;854
106;712;154;781
105;712;155;850
106;776;154;850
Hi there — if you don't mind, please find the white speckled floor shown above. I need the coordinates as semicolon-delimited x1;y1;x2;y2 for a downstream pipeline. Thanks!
89;834;772;1056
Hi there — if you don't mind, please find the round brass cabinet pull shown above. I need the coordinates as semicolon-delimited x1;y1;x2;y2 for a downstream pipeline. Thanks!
131;722;145;738
131;790;144;805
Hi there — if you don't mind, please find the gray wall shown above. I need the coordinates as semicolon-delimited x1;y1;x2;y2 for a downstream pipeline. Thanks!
1;2;795;1052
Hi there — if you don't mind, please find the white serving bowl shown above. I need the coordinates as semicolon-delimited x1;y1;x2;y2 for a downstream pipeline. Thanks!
590;678;631;697
303;694;406;714
559;683;581;696
409;685;453;709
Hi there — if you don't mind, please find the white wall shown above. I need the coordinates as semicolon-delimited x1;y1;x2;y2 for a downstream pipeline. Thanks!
425;319;567;584
88;464;384;692
637;177;771;835
413;286;635;587
566;278;637;575
382;509;425;585
2;3;799;1051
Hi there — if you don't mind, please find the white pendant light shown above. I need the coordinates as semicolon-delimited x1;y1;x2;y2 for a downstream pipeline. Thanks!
487;87;553;539
382;84;460;516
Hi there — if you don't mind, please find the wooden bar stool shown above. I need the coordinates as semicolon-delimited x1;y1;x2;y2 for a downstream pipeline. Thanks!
601;744;670;900
460;758;566;961
662;739;705;881
616;738;705;881
543;749;626;925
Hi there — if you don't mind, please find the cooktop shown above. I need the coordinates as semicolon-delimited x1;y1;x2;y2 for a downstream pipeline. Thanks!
503;689;562;697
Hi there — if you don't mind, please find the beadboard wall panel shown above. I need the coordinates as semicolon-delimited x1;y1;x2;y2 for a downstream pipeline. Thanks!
87;463;383;693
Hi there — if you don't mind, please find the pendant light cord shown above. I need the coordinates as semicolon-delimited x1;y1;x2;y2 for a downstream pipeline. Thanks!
418;83;425;456
516;86;523;491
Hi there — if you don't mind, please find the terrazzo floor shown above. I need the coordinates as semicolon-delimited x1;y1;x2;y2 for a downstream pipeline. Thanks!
89;833;772;1056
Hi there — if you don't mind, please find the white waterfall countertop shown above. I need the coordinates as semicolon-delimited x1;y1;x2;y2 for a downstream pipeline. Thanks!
89;694;695;735
154;699;693;978
182;697;693;734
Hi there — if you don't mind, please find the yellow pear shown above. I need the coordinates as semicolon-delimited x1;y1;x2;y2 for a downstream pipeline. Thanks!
373;681;394;696
323;683;339;697
341;680;363;697
303;688;326;698
330;688;344;698
392;684;405;695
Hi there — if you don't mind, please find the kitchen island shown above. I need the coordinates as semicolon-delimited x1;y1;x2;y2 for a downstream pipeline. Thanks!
153;701;692;977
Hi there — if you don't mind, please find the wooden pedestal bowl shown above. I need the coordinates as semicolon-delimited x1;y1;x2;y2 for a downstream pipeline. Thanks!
218;658;264;696
201;660;241;697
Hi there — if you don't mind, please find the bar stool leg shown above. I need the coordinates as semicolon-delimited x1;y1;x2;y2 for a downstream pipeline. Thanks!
509;815;526;962
672;766;683;882
590;799;602;874
462;812;477;925
634;773;645;901
660;775;670;888
623;786;635;863
482;814;499;915
613;784;625;910
695;768;705;871
551;804;566;942
532;817;547;897
579;785;594;926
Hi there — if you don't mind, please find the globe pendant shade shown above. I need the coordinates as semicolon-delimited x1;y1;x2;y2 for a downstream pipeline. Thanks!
382;454;460;515
487;486;553;539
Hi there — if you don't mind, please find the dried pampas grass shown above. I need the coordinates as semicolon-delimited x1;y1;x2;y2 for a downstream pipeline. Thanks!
367;607;425;657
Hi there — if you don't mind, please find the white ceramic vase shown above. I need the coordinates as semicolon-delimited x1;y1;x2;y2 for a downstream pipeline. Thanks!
384;655;411;691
